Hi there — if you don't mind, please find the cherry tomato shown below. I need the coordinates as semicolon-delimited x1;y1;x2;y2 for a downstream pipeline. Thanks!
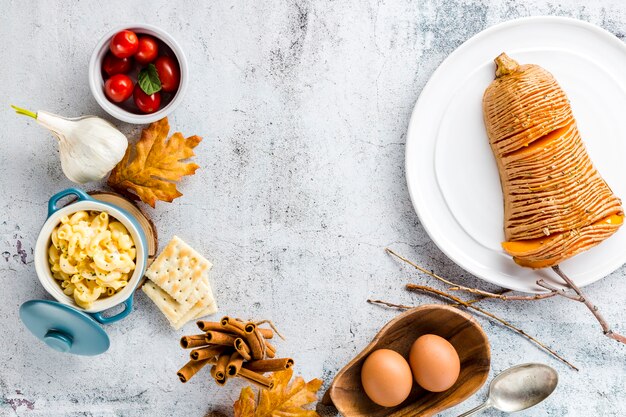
133;84;161;113
102;53;132;76
135;36;159;65
154;56;180;93
104;74;134;103
110;30;139;58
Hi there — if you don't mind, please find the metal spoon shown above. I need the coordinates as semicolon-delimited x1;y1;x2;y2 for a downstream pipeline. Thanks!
456;363;558;416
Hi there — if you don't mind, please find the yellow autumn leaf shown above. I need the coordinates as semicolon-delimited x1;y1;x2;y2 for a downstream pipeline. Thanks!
107;117;201;207
234;369;323;417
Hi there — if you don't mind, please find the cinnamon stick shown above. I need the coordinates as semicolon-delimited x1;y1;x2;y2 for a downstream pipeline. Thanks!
205;331;237;346
214;351;231;382
196;321;223;332
243;358;294;373
220;316;247;337
227;351;244;376
256;327;274;339
177;358;214;383
210;365;226;386
234;338;252;361
237;367;274;389
244;323;266;359
221;316;245;330
265;341;276;358
180;334;210;349
190;345;226;361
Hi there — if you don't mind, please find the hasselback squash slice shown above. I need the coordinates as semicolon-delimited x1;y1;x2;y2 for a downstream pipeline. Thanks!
483;53;623;268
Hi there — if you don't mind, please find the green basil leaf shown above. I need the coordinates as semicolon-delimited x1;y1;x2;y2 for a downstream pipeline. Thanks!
138;64;162;95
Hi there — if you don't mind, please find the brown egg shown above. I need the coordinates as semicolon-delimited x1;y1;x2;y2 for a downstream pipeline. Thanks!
361;349;413;407
409;334;460;392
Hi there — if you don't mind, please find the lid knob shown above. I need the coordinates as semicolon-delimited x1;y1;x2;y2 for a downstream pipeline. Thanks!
44;330;73;353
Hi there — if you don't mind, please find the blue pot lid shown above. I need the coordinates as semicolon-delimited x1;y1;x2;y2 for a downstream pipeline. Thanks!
20;300;110;355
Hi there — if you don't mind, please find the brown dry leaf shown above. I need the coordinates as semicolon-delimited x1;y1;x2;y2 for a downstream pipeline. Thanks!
108;117;202;207
234;369;322;417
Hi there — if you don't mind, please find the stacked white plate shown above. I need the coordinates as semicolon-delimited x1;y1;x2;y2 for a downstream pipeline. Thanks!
406;17;626;292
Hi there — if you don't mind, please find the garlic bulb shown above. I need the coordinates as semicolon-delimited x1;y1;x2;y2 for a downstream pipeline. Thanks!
11;106;128;184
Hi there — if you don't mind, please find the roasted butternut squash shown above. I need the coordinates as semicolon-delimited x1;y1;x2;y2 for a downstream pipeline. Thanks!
483;53;623;268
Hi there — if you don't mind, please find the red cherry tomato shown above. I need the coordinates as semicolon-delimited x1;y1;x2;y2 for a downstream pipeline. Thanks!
154;56;180;93
135;36;159;65
133;84;161;113
110;30;139;58
102;53;132;76
104;74;134;103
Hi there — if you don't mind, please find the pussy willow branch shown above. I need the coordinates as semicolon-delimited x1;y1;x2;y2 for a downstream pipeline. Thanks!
387;247;626;348
552;266;626;344
404;284;578;371
386;248;558;301
367;299;413;310
536;279;584;301
368;288;510;310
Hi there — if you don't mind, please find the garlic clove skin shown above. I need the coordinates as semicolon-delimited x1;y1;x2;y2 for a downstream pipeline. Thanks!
36;111;128;184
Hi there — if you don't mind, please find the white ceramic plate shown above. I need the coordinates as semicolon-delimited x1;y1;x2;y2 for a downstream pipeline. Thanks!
406;17;626;292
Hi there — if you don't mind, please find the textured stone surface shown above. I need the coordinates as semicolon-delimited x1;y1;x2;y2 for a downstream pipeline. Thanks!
1;0;626;416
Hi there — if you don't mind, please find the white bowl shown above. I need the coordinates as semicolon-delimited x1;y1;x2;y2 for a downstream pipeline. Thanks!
88;23;189;124
35;198;147;315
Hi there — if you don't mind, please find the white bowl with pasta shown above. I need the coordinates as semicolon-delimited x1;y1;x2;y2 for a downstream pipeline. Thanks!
34;188;147;324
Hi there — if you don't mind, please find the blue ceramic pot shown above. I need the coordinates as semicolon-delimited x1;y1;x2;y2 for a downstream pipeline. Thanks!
20;188;148;355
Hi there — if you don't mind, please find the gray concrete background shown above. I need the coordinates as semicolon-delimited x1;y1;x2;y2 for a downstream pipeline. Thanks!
1;0;625;416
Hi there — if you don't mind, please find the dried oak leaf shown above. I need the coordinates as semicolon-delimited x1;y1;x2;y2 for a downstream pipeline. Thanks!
108;117;201;207
234;369;323;417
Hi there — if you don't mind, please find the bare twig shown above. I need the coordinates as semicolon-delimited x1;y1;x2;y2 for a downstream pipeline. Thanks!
385;248;624;366
386;248;557;301
367;299;412;310
552;266;626;344
536;279;583;301
368;289;511;311
405;283;579;371
447;285;557;300
454;289;513;306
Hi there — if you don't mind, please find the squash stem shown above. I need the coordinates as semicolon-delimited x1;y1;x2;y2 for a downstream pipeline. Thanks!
11;105;37;119
494;53;519;78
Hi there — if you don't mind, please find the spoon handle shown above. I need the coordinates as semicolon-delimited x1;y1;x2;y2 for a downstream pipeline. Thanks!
455;401;491;417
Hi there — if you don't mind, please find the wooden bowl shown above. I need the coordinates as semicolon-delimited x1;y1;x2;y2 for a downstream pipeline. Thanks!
322;304;490;416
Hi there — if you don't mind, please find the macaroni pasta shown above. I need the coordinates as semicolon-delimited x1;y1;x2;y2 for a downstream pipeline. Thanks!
48;210;136;309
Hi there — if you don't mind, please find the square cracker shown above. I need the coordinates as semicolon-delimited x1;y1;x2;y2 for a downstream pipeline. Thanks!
141;281;192;326
173;277;218;329
145;236;213;305
192;301;218;320
173;300;217;330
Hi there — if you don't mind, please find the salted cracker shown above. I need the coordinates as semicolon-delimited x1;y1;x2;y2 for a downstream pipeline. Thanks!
173;277;218;329
173;300;217;330
141;281;192;326
192;301;218;320
145;236;213;305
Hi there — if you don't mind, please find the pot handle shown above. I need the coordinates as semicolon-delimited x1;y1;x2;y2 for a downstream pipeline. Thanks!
90;296;133;325
48;188;92;217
